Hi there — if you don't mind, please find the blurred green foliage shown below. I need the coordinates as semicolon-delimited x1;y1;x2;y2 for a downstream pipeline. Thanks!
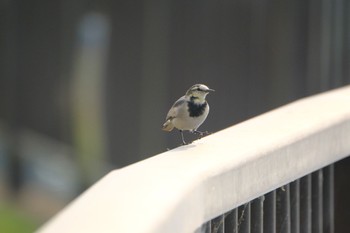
0;203;38;233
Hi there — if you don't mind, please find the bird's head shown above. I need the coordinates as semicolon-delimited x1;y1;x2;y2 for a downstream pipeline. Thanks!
186;84;214;102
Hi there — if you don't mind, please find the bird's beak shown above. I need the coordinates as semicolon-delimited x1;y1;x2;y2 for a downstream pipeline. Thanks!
207;88;215;92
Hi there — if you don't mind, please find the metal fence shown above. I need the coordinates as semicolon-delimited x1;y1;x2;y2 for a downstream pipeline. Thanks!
200;165;334;233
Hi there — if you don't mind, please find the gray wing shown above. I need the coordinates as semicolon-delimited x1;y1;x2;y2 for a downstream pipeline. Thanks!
166;96;186;121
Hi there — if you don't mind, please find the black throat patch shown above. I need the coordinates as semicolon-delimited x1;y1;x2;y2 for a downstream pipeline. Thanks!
187;100;207;117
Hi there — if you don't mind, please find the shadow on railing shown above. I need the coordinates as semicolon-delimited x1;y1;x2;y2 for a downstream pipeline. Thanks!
38;86;350;233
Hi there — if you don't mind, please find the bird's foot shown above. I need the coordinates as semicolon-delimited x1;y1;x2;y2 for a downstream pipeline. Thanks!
192;130;211;139
181;141;191;146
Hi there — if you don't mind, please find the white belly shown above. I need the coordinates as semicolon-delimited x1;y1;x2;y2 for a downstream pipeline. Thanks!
172;105;209;131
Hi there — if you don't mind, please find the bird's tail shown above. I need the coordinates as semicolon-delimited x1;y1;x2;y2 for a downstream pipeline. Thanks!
162;120;174;131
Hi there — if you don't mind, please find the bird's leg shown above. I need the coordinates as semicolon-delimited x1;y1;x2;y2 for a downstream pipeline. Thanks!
179;130;187;145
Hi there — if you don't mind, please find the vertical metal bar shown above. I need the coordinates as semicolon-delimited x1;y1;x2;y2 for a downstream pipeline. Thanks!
225;208;238;233
201;220;211;233
323;165;334;233
263;191;276;233
300;174;312;233
251;196;264;233
211;215;225;233
238;203;251;233
290;180;300;233
312;169;323;233
276;185;291;233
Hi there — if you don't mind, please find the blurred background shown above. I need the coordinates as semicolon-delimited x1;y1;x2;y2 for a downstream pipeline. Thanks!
0;0;349;232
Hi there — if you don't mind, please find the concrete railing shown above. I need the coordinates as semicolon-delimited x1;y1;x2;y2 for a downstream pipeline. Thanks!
38;86;350;233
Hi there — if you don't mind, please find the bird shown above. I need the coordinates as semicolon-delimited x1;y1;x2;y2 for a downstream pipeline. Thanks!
162;84;214;145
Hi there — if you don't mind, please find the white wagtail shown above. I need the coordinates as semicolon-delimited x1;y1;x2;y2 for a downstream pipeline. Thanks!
162;84;214;145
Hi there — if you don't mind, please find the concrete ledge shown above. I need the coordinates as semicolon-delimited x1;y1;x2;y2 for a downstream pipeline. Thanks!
38;86;350;233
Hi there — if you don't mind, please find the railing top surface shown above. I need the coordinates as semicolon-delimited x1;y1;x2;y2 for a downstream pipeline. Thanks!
38;86;350;233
